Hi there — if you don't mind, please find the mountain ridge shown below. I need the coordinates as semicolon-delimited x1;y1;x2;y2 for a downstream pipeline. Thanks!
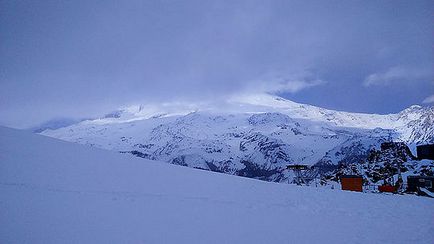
41;93;434;182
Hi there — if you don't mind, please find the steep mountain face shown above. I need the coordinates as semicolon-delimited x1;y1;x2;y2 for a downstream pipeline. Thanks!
41;94;434;182
315;128;396;168
396;106;434;143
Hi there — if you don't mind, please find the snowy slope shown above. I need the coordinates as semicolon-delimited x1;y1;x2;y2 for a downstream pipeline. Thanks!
42;110;355;181
1;126;433;244
41;93;433;182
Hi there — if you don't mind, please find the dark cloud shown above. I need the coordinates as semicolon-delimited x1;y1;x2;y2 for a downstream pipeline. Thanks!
1;0;433;128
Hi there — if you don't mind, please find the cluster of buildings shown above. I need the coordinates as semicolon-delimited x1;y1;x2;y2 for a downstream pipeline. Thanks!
340;144;434;196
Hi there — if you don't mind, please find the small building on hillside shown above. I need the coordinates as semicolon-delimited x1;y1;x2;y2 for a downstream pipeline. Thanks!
340;175;363;192
407;176;434;193
416;144;434;160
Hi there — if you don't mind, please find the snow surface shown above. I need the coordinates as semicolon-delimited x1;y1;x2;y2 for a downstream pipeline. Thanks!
1;126;433;244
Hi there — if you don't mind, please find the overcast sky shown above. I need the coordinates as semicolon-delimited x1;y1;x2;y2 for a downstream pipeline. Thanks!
1;0;433;128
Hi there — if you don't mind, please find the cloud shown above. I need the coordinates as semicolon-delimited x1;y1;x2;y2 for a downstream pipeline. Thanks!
422;95;434;104
248;71;326;94
0;1;433;127
363;66;433;87
264;78;325;94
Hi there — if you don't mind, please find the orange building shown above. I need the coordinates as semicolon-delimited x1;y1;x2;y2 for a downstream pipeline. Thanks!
340;175;363;192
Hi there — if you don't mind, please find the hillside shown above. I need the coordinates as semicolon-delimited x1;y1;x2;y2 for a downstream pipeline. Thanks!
1;126;433;243
41;93;434;182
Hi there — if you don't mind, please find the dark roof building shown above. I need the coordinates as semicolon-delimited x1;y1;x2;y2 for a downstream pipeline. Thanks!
416;144;434;160
407;176;434;193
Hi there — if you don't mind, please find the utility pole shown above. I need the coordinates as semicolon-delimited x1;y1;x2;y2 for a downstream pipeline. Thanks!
396;159;403;193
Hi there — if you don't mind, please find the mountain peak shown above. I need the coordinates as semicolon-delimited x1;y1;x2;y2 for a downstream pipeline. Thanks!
402;104;423;112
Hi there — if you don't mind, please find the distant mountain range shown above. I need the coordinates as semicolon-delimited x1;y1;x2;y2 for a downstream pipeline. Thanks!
41;93;434;182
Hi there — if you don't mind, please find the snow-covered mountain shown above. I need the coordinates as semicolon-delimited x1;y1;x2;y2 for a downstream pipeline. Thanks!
1;126;433;244
41;93;434;182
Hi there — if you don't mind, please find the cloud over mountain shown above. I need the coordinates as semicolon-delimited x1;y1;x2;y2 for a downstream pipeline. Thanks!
363;66;433;87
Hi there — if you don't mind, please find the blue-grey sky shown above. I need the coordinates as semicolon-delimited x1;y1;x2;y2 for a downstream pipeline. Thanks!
1;0;433;128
